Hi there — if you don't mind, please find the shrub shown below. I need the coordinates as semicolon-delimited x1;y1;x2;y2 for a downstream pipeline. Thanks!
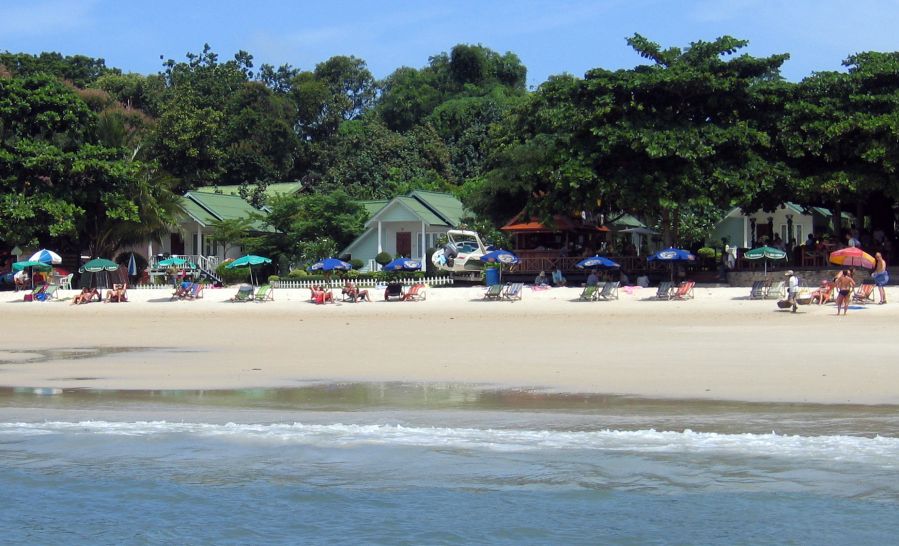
216;261;249;284
350;258;364;270
288;269;309;278
696;247;720;260
268;275;280;283
375;252;392;266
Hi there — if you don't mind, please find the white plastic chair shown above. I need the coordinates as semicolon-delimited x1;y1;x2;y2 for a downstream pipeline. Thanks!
59;273;73;290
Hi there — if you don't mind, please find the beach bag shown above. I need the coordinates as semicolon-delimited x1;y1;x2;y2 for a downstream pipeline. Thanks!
776;300;792;309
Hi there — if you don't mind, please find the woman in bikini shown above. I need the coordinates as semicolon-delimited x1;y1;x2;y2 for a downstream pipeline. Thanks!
834;269;855;316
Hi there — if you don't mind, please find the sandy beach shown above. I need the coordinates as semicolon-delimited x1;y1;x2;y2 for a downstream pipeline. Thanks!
1;283;897;404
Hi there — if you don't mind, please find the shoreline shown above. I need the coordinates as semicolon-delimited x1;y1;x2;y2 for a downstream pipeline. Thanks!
1;285;897;405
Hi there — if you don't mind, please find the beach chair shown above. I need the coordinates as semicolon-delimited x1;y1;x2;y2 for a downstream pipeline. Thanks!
503;282;523;301
310;287;334;304
655;282;674;300
254;284;274;302
597;281;619;301
385;283;404;301
41;284;59;301
748;280;769;300
171;282;194;301
484;284;504;300
186;283;205;300
671;281;695;300
765;281;785;300
58;273;73;290
810;281;834;305
579;285;598;301
402;283;426;301
107;283;128;303
230;285;254;302
852;282;875;304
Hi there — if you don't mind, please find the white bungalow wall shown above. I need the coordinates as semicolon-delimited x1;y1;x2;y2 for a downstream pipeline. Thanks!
725;208;814;248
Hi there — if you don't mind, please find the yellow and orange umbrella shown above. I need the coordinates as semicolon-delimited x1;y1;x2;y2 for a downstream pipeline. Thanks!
828;247;876;269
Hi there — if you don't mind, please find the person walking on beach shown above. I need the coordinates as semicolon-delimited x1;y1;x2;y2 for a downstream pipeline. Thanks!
785;270;799;313
872;252;888;304
835;269;856;315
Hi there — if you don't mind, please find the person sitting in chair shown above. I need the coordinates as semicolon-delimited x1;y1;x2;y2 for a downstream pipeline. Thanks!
551;268;566;287
72;287;100;305
105;283;127;303
534;271;549;286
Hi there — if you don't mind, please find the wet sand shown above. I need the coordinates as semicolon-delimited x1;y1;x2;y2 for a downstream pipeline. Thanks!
1;285;897;404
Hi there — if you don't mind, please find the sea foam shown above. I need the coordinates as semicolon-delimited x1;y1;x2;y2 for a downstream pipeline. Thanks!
1;420;897;466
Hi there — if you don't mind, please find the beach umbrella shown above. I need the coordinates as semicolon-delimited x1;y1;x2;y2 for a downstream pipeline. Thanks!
227;254;272;286
158;256;197;268
28;249;62;265
127;253;138;277
744;246;787;275
576;255;621;270
829;247;876;270
79;258;119;290
382;258;423;271
12;260;52;289
308;257;353;272
647;247;696;282
479;249;520;265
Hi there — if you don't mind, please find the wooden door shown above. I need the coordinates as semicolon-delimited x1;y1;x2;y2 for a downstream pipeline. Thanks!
395;232;412;257
170;233;185;255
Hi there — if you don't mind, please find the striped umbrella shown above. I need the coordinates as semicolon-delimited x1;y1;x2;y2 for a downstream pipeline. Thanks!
28;249;62;265
744;246;787;275
829;247;876;270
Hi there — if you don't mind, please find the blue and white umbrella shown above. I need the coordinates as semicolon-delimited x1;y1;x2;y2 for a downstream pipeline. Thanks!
127;253;138;276
382;258;422;271
647;247;695;281
308;258;353;272
28;249;62;265
479;249;520;265
576;255;620;269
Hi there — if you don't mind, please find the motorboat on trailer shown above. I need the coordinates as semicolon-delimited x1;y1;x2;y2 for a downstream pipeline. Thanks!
431;230;488;274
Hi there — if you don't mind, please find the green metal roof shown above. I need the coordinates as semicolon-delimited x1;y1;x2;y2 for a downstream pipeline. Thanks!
410;190;468;226
196;182;302;201
359;200;389;220
394;196;447;226
609;213;646;229
182;192;271;231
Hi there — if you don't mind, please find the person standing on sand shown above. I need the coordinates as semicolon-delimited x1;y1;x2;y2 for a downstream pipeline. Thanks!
872;252;889;304
785;270;799;313
835;269;856;315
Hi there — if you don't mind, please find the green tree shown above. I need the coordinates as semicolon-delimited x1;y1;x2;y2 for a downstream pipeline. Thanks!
207;217;252;257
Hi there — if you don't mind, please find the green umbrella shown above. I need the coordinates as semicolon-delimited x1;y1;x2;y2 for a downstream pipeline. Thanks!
79;258;119;272
226;255;272;286
12;260;52;272
744;246;787;275
78;257;121;291
158;257;197;268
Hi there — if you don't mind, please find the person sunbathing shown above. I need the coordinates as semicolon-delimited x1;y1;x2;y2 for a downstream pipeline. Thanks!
104;284;127;303
72;287;99;305
343;281;370;302
311;285;333;304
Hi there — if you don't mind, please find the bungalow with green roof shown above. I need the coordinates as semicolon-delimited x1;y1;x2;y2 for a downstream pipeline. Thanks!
712;203;855;249
196;181;303;203
126;191;270;275
341;191;469;271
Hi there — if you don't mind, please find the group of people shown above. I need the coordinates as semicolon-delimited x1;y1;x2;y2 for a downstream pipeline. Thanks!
70;284;127;305
785;251;888;315
534;268;568;287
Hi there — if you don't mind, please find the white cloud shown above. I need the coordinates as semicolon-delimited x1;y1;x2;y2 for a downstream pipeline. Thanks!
0;0;99;37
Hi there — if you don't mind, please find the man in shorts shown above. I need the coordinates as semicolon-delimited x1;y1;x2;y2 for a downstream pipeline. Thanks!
785;270;799;313
872;252;889;304
835;269;856;316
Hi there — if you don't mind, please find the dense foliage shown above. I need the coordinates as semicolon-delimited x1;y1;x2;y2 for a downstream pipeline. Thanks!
3;36;899;257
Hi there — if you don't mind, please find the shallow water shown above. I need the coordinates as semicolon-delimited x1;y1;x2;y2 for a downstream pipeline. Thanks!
1;384;898;545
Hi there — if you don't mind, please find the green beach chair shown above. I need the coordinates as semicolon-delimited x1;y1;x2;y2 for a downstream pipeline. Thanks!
41;284;59;301
748;280;768;300
579;285;598;301
230;285;255;302
483;284;503;300
255;284;274;302
655;282;674;300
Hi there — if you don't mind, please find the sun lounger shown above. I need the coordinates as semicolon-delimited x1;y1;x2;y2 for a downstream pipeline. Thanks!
671;281;695;300
186;283;205;300
385;283;404;301
172;282;194;301
41;284;59;301
748;280;769;300
106;283;128;303
810;281;834;305
484;284;503;300
230;285;255;302
655;282;674;300
852;282;875;303
765;281;785;299
579;285;598;301
254;284;274;302
403;283;426;301
310;287;334;304
597;281;619;301
503;282;523;301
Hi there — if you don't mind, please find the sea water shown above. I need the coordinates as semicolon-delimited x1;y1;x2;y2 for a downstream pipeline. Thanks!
1;385;897;545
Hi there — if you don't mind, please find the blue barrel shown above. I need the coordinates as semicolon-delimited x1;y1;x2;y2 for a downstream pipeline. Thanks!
485;267;500;286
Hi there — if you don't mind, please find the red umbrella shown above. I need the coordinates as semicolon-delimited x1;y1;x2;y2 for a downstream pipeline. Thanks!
828;247;876;269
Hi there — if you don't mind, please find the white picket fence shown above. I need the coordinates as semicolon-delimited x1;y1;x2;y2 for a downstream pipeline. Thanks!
272;276;454;290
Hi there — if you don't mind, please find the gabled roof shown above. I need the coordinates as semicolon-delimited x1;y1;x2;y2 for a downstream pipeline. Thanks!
501;215;609;233
181;191;270;231
361;191;468;227
196;182;303;201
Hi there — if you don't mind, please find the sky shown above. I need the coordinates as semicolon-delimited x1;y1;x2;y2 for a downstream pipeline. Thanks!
3;0;899;87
